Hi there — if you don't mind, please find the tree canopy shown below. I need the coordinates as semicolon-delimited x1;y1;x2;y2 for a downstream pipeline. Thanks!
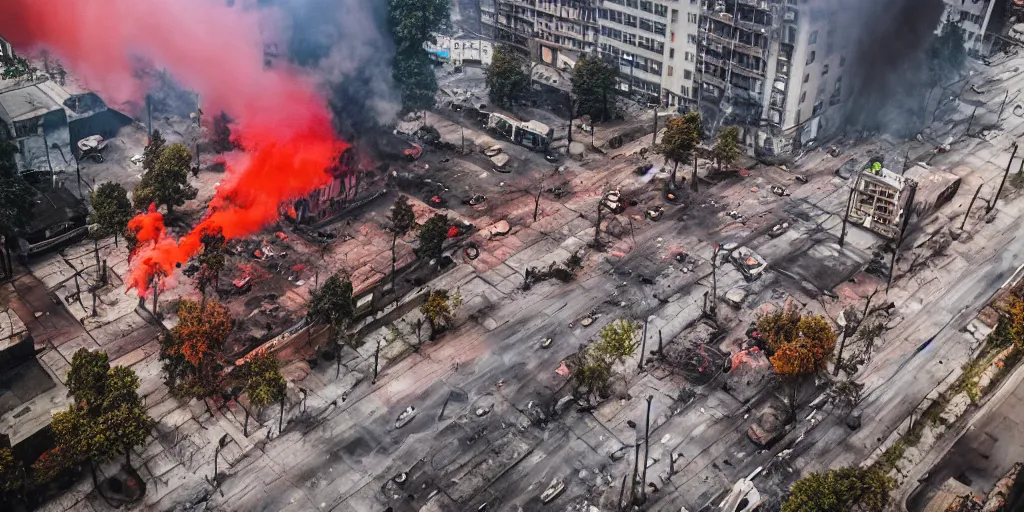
783;466;894;512
239;352;287;411
195;228;227;303
758;311;838;377
659;112;702;171
486;45;530;108
389;195;417;286
571;55;619;122
34;349;153;484
162;299;233;398
90;182;133;245
593;319;639;364
0;447;25;494
0;54;35;80
306;273;356;340
420;288;462;339
712;126;742;170
133;142;198;215
388;0;449;112
416;213;450;261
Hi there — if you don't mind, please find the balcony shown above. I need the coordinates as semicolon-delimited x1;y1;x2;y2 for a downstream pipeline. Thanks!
701;73;727;90
731;61;766;79
736;0;769;11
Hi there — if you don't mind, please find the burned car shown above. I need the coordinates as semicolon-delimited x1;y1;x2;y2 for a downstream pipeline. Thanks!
730;246;768;281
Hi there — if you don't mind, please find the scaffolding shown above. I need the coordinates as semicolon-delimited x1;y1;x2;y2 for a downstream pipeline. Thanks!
847;167;916;239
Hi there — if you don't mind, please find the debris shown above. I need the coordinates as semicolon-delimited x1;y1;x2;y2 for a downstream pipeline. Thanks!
770;185;790;196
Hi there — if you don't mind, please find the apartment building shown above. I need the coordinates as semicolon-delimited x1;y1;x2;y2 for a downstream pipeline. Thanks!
482;0;601;67
597;0;701;108
695;0;853;156
939;0;996;54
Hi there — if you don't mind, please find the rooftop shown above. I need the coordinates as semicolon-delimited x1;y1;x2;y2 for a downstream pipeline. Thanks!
0;82;63;123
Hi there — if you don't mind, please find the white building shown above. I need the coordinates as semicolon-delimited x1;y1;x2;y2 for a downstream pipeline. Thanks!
939;0;996;54
597;0;701;109
426;35;495;66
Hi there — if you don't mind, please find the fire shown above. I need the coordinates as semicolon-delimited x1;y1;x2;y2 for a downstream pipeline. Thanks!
0;0;349;296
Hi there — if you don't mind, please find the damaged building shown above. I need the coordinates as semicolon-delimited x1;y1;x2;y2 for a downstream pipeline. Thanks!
847;166;915;239
0;77;131;175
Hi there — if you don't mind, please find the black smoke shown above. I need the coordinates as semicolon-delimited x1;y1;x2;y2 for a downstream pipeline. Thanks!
266;0;402;139
838;0;946;135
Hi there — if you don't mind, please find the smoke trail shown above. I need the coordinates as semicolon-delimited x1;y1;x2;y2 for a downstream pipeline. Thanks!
272;0;402;136
830;0;946;134
0;0;348;295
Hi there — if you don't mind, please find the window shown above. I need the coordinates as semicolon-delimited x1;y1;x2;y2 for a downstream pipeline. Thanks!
653;21;666;36
625;14;638;27
599;8;608;19
669;47;675;58
681;86;689;98
821;64;828;75
640;18;654;33
800;91;806;103
13;119;36;138
688;13;698;23
671;8;678;22
684;69;693;80
685;51;694;62
803;73;809;83
654;4;668;17
806;50;815;65
640;0;654;13
667;65;673;76
688;34;697;44
808;30;817;44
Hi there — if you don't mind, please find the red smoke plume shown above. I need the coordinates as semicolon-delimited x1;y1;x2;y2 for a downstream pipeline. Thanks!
0;0;348;295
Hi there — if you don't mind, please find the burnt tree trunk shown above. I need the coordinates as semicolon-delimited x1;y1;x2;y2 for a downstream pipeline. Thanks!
691;152;699;192
533;188;542;222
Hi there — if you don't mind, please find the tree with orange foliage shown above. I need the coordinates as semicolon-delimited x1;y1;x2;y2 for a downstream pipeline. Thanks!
1004;295;1024;347
161;299;233;399
761;310;837;422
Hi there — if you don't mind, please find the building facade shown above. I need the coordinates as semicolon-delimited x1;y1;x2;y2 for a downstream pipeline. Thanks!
483;0;601;65
695;0;853;156
597;0;701;108
939;0;996;54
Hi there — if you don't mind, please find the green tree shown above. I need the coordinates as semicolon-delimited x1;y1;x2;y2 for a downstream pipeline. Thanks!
657;112;702;189
593;319;639;364
195;228;227;307
486;45;530;108
783;466;894;512
90;182;133;247
34;354;153;498
416;213;449;261
388;195;417;290
566;349;614;405
571;55;618;122
927;19;967;87
419;288;462;339
388;0;450;112
133;143;198;215
66;349;111;411
0;142;35;278
712;126;741;171
306;272;356;344
98;366;153;468
237;352;286;436
142;130;166;175
0;447;25;495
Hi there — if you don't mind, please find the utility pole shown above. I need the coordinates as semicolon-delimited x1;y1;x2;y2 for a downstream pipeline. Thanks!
838;176;860;248
965;106;977;137
960;183;983;231
637;318;649;370
639;395;653;504
651;107;658;148
987;142;1018;215
983;142;1015;214
998;90;1009;120
710;244;720;319
372;339;381;383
